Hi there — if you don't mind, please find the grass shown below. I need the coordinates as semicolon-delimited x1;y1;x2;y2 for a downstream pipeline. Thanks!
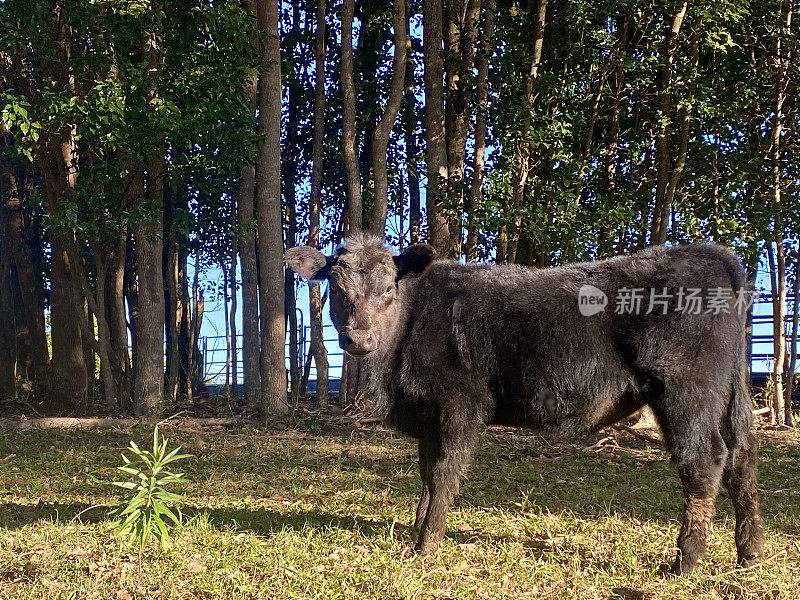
0;420;798;599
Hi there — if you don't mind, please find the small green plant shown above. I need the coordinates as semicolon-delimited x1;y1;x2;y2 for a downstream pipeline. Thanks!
111;425;192;556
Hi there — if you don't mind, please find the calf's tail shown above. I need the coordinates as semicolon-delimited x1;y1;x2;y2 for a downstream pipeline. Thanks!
724;249;754;453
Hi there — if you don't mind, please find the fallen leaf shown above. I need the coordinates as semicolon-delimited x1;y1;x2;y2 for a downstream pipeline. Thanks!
185;560;205;574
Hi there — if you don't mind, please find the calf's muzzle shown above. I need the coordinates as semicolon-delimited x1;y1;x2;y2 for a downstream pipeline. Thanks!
341;327;378;356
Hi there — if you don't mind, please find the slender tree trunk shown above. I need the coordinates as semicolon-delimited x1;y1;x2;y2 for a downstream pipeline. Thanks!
177;245;191;398
256;0;288;419
229;236;238;399
83;298;95;406
650;1;689;246
442;0;481;258
368;0;408;236
224;266;231;390
133;0;166;416
187;252;199;400
768;6;791;426
108;225;132;411
422;0;449;253
600;9;630;257
785;264;799;423
239;1;261;410
0;213;16;400
125;234;139;383
506;0;548;263
341;0;362;234
309;0;329;408
164;194;180;407
401;1;422;245
284;1;302;406
767;242;786;424
466;0;496;262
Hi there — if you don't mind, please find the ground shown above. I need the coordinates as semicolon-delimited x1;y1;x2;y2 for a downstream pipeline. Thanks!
0;419;798;600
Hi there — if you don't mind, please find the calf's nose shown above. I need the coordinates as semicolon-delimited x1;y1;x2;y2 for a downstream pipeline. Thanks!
342;328;378;355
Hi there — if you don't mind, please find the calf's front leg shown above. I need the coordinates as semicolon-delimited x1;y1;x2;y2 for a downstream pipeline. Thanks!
414;433;476;555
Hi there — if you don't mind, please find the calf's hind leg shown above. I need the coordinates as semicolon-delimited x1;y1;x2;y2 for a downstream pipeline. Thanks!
722;432;765;566
413;439;432;542
654;400;728;574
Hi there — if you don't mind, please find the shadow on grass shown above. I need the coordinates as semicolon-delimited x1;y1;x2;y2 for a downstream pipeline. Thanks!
1;427;798;542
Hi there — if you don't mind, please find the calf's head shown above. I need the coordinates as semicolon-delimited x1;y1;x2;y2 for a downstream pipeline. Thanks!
286;234;435;357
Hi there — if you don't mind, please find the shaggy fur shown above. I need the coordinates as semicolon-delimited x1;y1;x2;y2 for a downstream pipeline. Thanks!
286;234;765;574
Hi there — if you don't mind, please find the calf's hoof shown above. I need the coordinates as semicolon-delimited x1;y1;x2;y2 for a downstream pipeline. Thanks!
671;553;699;576
737;552;763;568
414;532;442;556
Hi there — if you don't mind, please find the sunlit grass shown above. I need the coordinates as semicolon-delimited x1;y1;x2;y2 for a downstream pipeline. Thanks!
0;423;798;599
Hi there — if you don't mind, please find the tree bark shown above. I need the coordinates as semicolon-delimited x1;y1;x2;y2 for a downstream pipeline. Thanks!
402;7;422;245
229;233;238;399
341;0;362;234
768;5;792;426
505;0;548;263
108;225;132;411
649;1;689;246
238;1;261;410
133;0;166;416
0;208;16;400
368;0;408;237
309;0;329;408
0;178;49;383
422;0;449;254
284;0;303;406
442;0;481;258
786;262;799;423
600;9;630;257
164;178;180;408
466;0;496;262
256;0;288;419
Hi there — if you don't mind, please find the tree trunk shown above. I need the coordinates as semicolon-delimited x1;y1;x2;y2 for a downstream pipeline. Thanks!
83;298;95;406
785;263;799;424
402;4;422;246
341;0;362;234
767;242;786;425
108;225;132;411
256;0;288;419
0;189;49;383
649;1;688;246
284;0;302;406
600;9;630;257
238;1;261;410
0;214;16;401
164;189;180;407
229;235;238;399
177;246;190;399
768;6;791;426
422;0;449;254
309;0;329;408
368;0;408;237
134;0;166;416
48;235;88;412
466;0;496;262
442;0;481;258
506;0;548;263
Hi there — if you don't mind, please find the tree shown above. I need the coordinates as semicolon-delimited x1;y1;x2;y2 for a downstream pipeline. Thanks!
256;0;288;419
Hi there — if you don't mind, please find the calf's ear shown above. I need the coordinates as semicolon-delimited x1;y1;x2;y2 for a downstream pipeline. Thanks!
285;246;331;281
393;244;436;279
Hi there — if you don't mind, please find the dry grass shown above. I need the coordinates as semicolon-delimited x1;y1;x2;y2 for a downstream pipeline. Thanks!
0;420;798;599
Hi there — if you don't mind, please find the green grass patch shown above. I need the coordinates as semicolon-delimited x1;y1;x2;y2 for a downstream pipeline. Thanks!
0;423;798;599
